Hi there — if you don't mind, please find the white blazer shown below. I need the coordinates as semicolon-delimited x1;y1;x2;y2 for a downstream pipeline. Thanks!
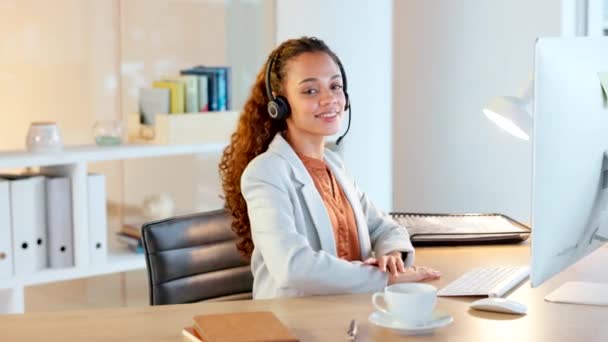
241;133;415;299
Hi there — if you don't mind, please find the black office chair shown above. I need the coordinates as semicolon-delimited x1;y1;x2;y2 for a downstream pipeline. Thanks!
141;209;253;305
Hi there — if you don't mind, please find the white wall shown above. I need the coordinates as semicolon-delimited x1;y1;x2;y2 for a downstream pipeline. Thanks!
393;1;561;222
120;0;274;216
276;0;394;210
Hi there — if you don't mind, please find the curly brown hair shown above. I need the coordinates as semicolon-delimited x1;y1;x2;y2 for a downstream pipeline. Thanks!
219;37;342;259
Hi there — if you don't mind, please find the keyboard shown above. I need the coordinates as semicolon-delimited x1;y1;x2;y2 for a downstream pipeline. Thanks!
437;266;530;297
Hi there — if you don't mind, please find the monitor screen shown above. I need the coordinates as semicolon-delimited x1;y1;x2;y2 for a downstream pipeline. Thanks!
531;37;608;287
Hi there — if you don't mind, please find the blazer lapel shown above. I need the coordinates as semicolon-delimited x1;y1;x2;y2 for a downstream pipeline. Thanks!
267;133;337;256
325;157;372;258
300;182;337;255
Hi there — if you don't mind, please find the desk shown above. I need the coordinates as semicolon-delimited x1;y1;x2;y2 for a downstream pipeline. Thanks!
1;243;607;341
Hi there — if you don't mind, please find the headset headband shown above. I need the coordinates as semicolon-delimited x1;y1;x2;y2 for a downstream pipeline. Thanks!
265;49;348;103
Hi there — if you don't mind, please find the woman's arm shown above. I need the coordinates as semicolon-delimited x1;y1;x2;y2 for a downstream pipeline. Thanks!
324;149;414;264
353;181;415;265
242;168;390;295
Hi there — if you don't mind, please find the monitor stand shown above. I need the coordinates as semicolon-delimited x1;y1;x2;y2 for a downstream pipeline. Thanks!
545;281;608;306
545;227;608;305
545;153;608;306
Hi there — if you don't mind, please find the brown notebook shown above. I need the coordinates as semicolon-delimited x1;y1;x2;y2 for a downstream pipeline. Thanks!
182;326;203;342
192;311;299;342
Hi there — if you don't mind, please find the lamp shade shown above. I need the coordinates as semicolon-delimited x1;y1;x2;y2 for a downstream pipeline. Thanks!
483;95;533;141
483;78;534;141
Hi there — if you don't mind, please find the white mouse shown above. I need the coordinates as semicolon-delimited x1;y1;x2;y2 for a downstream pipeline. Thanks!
470;297;528;315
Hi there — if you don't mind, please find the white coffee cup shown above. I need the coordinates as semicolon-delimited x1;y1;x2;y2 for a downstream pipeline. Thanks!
372;283;437;324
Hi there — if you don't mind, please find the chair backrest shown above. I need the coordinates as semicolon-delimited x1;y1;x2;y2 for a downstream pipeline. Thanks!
141;209;253;305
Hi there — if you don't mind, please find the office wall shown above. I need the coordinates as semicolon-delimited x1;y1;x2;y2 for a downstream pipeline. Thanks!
275;0;394;210
120;0;276;216
119;0;228;215
393;1;561;222
0;0;118;148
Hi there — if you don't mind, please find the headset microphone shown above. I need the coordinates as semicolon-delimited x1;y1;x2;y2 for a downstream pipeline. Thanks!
335;103;351;146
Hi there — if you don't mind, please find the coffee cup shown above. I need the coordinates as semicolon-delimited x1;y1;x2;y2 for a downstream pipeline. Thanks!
372;283;437;324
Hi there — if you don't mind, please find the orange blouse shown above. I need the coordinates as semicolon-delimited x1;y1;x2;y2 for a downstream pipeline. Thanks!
298;153;361;261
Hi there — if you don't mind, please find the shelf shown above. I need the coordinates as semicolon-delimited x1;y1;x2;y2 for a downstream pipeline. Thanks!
0;247;145;290
0;143;227;169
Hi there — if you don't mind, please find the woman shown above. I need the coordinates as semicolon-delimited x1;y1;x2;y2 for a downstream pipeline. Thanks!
220;37;440;299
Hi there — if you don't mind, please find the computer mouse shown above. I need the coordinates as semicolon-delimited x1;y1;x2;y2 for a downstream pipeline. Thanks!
469;297;528;315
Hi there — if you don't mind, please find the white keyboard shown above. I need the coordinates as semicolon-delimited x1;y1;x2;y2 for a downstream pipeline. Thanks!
438;266;530;297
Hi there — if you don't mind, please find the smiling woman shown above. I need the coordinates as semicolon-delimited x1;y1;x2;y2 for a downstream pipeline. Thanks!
219;37;441;300
278;51;346;144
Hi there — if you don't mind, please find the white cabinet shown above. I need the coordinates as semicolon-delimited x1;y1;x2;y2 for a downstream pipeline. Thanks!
0;140;230;314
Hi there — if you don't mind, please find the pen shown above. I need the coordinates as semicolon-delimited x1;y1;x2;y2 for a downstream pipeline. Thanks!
347;319;358;341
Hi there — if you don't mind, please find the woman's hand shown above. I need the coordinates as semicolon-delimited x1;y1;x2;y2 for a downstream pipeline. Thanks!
363;251;441;284
363;251;405;278
387;266;441;284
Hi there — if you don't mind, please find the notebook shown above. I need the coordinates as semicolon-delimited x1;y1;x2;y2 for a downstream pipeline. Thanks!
390;212;530;246
182;326;203;342
192;311;299;342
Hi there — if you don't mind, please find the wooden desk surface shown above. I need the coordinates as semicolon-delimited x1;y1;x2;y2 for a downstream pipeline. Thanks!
2;243;608;341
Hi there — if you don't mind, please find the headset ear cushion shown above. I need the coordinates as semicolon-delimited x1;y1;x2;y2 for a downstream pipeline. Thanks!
268;96;291;120
267;101;281;120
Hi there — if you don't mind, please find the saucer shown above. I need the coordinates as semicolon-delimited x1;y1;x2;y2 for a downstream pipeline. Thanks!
368;310;453;335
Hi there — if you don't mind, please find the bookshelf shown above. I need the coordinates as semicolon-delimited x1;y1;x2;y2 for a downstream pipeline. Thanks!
0;110;239;314
0;0;273;314
0;246;144;290
0;143;227;169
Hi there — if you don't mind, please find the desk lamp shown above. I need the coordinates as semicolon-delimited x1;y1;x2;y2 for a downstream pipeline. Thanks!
482;79;533;140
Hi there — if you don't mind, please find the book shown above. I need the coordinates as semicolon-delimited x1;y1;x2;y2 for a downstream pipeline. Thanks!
214;67;228;111
153;80;186;114
121;223;141;239
181;66;231;111
192;311;299;342
115;233;143;254
120;215;147;239
181;326;203;342
196;75;209;111
181;67;218;111
139;87;170;125
163;76;199;113
182;75;200;113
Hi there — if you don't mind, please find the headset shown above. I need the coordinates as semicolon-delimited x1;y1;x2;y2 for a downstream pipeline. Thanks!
264;49;352;145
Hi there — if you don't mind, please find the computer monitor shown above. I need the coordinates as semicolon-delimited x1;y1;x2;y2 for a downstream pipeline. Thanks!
532;37;608;301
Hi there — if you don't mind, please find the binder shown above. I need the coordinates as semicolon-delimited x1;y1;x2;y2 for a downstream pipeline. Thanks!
5;175;48;274
0;179;13;279
389;212;530;246
88;174;107;264
46;177;74;269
